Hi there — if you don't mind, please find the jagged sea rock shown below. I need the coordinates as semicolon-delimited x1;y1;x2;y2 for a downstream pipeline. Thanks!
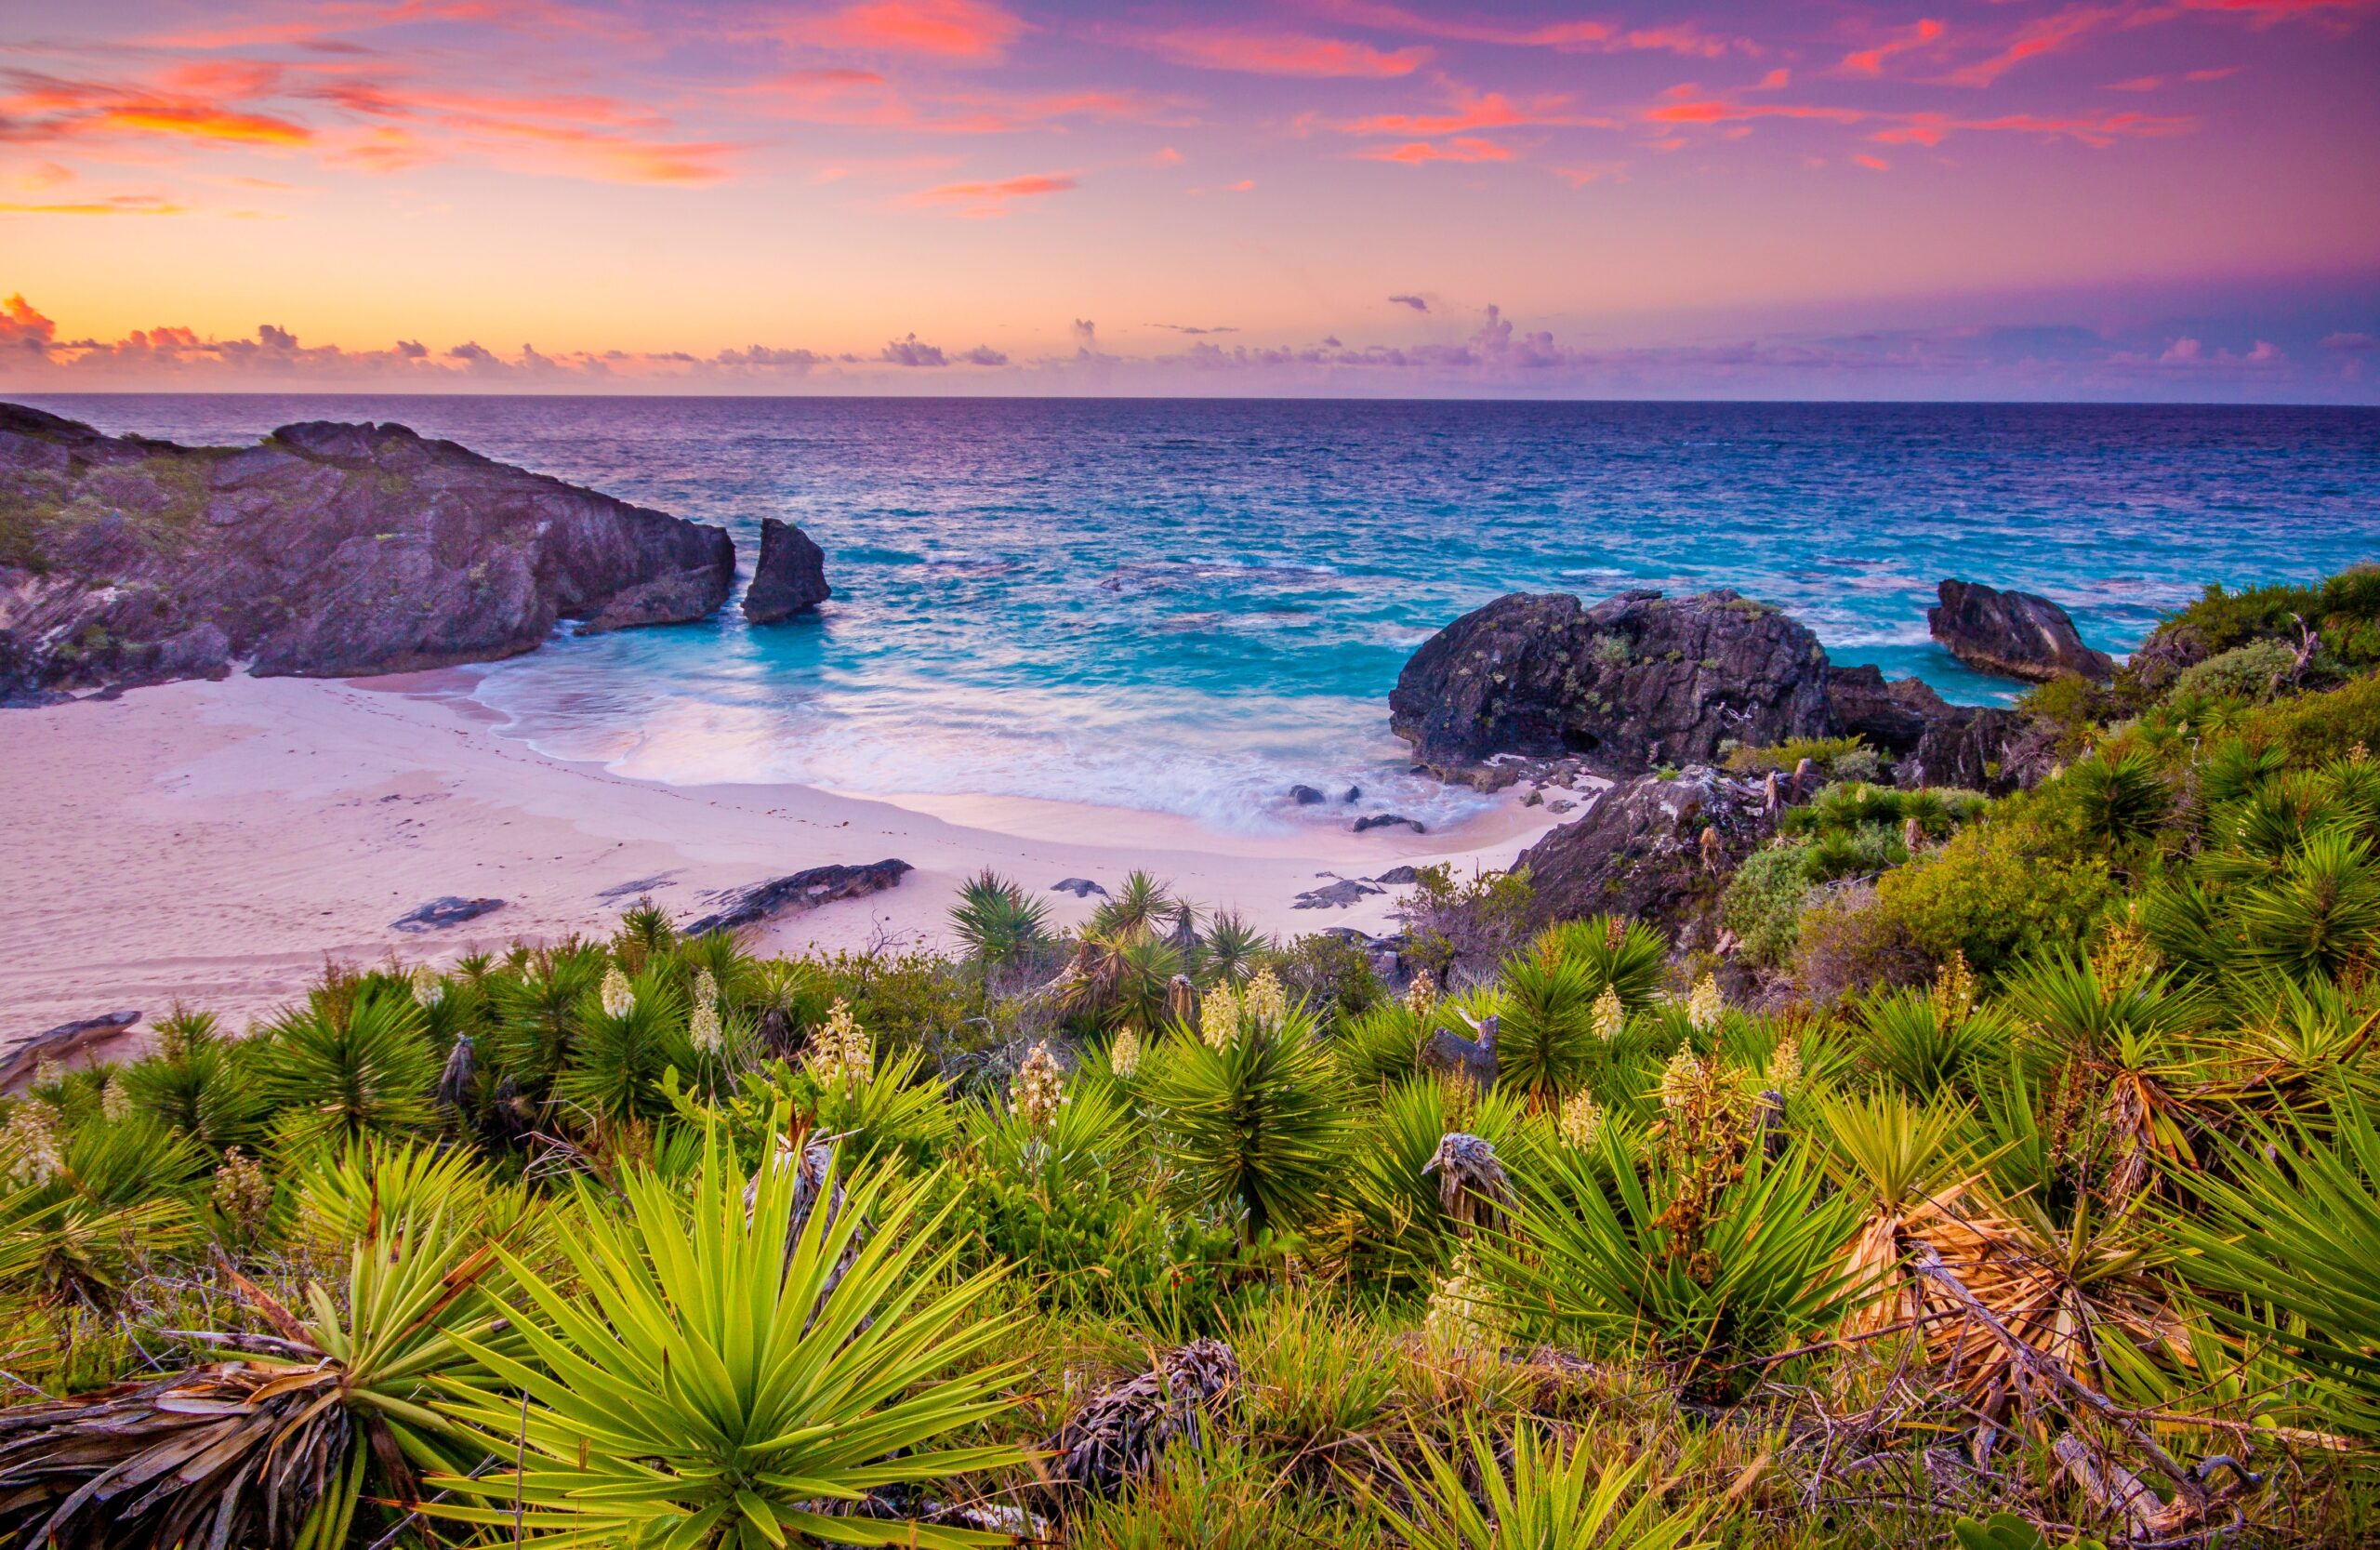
1928;579;2114;684
1389;589;1834;778
1511;766;1767;946
742;516;831;623
1827;664;1950;756
0;404;734;701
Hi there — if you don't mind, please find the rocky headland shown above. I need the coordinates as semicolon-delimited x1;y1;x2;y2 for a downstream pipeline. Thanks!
0;404;739;705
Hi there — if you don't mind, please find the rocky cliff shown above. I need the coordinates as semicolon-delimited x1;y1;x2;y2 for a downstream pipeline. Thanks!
1387;588;1835;778
0;405;734;704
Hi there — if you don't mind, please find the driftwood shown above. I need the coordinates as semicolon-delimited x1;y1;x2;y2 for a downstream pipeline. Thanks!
1425;1132;1514;1239
1046;1339;1239;1498
0;1011;139;1090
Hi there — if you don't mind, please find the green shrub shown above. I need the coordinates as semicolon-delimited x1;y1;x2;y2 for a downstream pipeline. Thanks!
1866;818;2119;980
1724;734;1880;782
2242;672;2380;767
1722;841;1821;968
2171;638;2303;705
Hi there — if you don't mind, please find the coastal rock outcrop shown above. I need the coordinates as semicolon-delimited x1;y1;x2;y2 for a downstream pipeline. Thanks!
392;896;507;933
1928;579;2113;683
1827;664;1950;757
742;517;832;623
1511;765;1768;945
684;859;912;935
0;404;734;704
1389;589;1834;778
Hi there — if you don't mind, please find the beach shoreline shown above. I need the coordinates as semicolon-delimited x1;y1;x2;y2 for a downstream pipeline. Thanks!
1;673;1580;1045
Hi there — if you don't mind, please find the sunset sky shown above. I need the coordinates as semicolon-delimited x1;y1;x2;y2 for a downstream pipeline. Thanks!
3;0;2375;398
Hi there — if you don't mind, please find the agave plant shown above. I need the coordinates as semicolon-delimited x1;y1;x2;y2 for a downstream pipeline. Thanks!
2174;1094;2380;1439
948;868;1052;967
262;986;442;1153
1369;1422;1709;1550
0;1204;503;1547
2064;748;2171;850
430;1133;1028;1547
1342;1077;1540;1280
1532;915;1668;1009
1146;1001;1349;1244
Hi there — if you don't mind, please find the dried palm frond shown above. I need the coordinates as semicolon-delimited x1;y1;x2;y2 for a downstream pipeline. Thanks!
1046;1338;1241;1499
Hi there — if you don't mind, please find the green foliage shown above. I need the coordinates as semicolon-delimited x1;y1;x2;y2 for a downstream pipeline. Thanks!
261;984;440;1153
1724;734;1880;782
2145;565;2380;678
948;868;1052;966
1492;945;1599;1101
1865;818;2119;980
433;1134;1028;1547
2061;748;2171;849
118;1005;270;1152
1146;1004;1350;1243
1531;914;1668;1010
1342;1078;1540;1280
2172;638;2304;705
1267;932;1382;1024
1372;1424;1710;1550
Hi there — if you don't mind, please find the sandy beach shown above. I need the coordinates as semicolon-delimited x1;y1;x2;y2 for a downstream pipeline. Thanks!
1;673;1578;1044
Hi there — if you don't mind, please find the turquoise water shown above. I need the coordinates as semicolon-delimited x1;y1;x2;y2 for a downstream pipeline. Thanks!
30;396;2380;831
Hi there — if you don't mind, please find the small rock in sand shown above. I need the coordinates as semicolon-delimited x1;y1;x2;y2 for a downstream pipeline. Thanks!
1353;814;1426;835
685;859;911;935
1293;880;1384;909
1370;865;1421;885
1051;878;1108;898
393;896;506;933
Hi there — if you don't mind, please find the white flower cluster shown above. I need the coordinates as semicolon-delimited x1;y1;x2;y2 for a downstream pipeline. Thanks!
599;964;635;1019
2;1104;62;1187
1686;973;1725;1034
688;969;723;1053
1241;966;1288;1027
1422;1250;1509;1353
1199;986;1239;1051
1108;1026;1143;1078
1012;1040;1069;1130
99;1076;131;1124
1593;986;1625;1043
1557;1089;1603;1151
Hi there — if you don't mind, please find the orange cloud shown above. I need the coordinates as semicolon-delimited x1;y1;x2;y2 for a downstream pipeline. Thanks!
1149;31;1431;77
89;104;312;145
1356;137;1515;164
906;169;1077;215
779;0;1025;60
1337;86;1615;137
0;195;190;215
1839;19;1945;75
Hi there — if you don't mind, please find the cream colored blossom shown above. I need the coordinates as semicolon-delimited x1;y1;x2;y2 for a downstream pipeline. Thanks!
1012;1040;1068;1130
1422;1250;1510;1353
99;1076;131;1124
1109;1026;1143;1078
1558;1089;1603;1151
3;1105;62;1186
410;965;444;1009
807;999;870;1087
1766;1038;1803;1094
599;965;635;1019
1402;970;1438;1021
1199;986;1240;1051
212;1147;272;1240
1593;986;1625;1043
693;968;720;1011
1686;974;1725;1035
688;1001;724;1054
1658;1047;1705;1115
1241;966;1287;1028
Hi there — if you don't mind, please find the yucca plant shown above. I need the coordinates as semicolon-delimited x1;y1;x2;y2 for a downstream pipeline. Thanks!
294;1135;536;1250
2233;825;2380;983
1533;915;1667;1009
1482;1126;1863;1398
1146;1003;1349;1245
2174;1094;2380;1439
2065;748;2171;849
1816;1090;1984;1340
949;868;1052;967
118;1006;271;1152
1197;911;1268;987
0;1203;503;1547
262;986;441;1153
553;961;691;1125
1493;945;1600;1105
1368;1422;1710;1550
1858;985;2014;1101
430;1133;1028;1547
1341;1077;1540;1280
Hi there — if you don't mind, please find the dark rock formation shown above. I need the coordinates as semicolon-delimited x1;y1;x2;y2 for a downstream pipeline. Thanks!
0;404;734;702
391;896;506;933
1288;784;1327;805
1051;878;1106;898
0;1011;140;1089
1389;589;1834;778
684;859;912;935
1292;879;1383;909
1928;579;2113;684
742;517;831;623
1420;1016;1499;1097
1512;766;1767;946
1371;865;1421;885
1897;706;2056;795
1828;664;1951;757
1353;813;1426;834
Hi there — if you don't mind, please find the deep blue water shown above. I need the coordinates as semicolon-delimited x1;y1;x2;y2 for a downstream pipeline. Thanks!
24;396;2380;830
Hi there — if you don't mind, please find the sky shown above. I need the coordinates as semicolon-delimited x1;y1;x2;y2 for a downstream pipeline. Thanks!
1;0;2376;399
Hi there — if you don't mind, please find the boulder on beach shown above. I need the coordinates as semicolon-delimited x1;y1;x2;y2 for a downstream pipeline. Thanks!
0;404;734;704
684;859;912;935
743;517;832;624
392;896;507;933
1389;589;1834;778
1928;579;2114;683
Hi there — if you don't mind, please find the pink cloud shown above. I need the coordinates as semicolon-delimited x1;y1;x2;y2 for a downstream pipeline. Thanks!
1943;5;2124;89
1310;2;1748;56
1148;31;1431;77
1838;18;1946;76
779;0;1025;61
1355;136;1515;164
906;169;1078;215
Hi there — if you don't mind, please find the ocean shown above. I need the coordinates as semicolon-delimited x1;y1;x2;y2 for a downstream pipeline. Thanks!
25;396;2380;832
